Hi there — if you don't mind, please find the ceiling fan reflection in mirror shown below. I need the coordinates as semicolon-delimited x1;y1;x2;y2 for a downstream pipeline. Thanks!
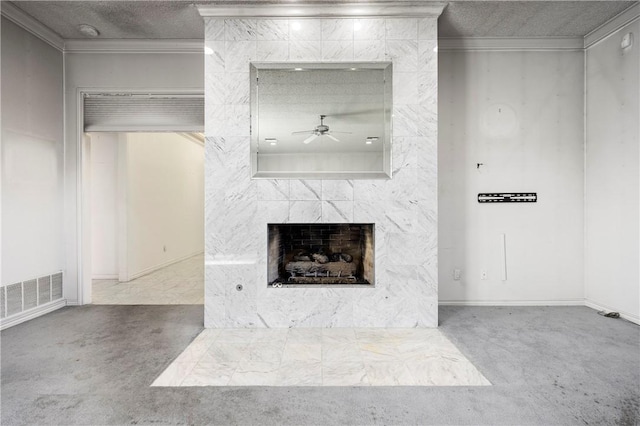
292;115;351;144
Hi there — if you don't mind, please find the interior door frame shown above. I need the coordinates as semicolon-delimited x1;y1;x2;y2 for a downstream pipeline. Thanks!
75;88;204;305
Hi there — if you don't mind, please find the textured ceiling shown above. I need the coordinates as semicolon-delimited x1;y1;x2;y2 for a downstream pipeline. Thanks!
8;1;638;39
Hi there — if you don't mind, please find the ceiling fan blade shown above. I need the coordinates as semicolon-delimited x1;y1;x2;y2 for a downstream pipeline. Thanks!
292;130;316;135
326;134;340;142
303;134;319;144
329;131;352;134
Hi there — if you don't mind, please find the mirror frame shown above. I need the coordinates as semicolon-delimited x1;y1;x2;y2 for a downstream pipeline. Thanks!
250;61;393;180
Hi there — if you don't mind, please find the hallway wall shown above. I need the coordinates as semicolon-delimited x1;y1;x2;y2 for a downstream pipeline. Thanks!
585;18;640;322
1;17;64;286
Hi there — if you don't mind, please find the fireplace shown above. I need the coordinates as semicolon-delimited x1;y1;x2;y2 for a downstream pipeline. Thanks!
268;224;374;286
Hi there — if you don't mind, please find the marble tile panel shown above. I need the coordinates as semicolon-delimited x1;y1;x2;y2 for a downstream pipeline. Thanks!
323;361;369;386
181;363;235;386
281;342;322;362
354;40;386;61
392;137;418;171
385;18;418;40
290;179;321;200
321;180;353;200
225;41;256;72
290;201;322;223
384;200;416;233
225;19;257;41
418;65;437;107
322;342;362;364
288;328;322;343
224;105;250;136
257;180;290;200
205;41;225;72
354;19;385;40
385;40;418;72
384;232;418;265
257;19;289;40
322;41;354;61
151;361;195;387
321;201;353;223
207;73;226;105
228;362;279;386
256;41;289;61
418;17;438;40
205;104;226;136
225;73;250;105
321;19;354;40
393;72;419;105
289;40;322;61
392;104;424;137
363;361;414;385
276;360;322;386
289;20;322;41
257;200;290;224
205;18;225;41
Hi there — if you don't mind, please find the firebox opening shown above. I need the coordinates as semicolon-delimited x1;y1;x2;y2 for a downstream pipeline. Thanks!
268;224;374;286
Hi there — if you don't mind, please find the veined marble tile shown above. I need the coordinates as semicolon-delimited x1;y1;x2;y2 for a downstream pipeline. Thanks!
225;73;250;104
290;180;321;200
205;18;225;41
321;19;354;40
224;105;250;136
257;19;289;41
257;200;290;224
354;40;386;61
321;180;353;201
386;40;418;72
393;72;419;105
323;361;369;386
322;201;354;223
290;40;322;61
257;180;290;200
155;328;491;387
354;19;385;40
289;20;322;41
392;137;418;171
385;18;418;40
322;41;354;61
225;41;256;72
256;41;289;61
418;17;438;40
225;19;257;41
290;201;322;223
207;73;227;105
205;41;225;72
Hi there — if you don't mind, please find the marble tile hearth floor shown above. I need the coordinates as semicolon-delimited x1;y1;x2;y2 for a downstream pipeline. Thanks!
152;328;491;387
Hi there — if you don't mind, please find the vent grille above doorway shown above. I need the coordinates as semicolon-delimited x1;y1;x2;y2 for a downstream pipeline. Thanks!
83;94;204;132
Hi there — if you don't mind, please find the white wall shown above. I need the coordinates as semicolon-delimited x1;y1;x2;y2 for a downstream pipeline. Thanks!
439;50;585;303
585;19;640;321
64;51;203;303
1;17;64;285
90;133;119;278
124;133;204;280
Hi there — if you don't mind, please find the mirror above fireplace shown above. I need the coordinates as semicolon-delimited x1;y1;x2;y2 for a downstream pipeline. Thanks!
250;62;392;180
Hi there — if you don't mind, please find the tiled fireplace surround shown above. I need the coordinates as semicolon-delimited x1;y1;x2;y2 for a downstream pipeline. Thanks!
204;13;439;327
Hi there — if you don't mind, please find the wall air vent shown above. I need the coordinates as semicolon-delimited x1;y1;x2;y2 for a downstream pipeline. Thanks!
0;272;64;328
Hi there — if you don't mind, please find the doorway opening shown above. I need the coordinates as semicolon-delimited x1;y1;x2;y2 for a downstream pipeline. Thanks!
87;132;204;305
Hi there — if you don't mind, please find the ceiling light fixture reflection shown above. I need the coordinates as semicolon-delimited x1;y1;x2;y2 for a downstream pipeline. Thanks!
294;67;303;71
365;137;378;145
265;138;277;146
78;24;100;37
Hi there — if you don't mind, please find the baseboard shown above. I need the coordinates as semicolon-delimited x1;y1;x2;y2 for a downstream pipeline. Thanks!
439;299;585;307
126;251;203;282
93;274;118;280
0;299;67;330
584;299;640;325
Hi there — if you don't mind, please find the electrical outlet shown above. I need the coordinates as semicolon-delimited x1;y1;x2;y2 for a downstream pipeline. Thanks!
453;269;461;281
481;270;488;280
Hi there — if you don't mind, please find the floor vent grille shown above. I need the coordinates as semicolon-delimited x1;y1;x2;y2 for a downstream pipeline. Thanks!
1;272;64;320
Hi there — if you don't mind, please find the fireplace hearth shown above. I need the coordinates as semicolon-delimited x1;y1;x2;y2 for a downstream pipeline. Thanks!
268;224;374;286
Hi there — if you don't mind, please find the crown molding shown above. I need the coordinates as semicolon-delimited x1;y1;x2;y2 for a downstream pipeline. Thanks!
0;1;65;51
63;39;204;53
584;2;640;49
439;37;584;52
197;2;447;18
